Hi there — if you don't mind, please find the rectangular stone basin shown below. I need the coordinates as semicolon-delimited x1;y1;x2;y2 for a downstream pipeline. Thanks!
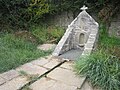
59;49;83;60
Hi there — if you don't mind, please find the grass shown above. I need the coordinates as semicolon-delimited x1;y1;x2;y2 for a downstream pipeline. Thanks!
0;25;64;73
98;24;120;58
31;25;64;44
75;51;120;90
0;33;51;73
74;24;120;90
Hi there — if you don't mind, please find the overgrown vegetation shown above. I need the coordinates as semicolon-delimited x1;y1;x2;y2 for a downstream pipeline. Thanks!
98;24;120;58
75;24;120;90
0;33;51;73
0;25;64;73
75;51;120;90
0;0;49;31
31;25;64;44
1;0;120;31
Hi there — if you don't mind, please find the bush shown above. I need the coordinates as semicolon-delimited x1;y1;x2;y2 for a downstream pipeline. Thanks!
98;24;120;58
0;0;49;31
31;25;64;44
75;50;120;90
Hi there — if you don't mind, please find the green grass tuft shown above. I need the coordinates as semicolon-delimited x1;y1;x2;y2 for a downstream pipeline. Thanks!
75;50;120;90
31;25;64;44
0;33;51;73
75;24;120;90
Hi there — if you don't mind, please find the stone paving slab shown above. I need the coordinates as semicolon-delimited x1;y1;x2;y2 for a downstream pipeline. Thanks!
49;81;77;90
16;63;48;75
30;77;56;90
30;77;77;90
0;77;6;85
60;61;74;70
43;59;61;69
0;76;28;90
0;70;19;81
47;67;85;88
44;55;54;60
37;44;56;51
31;58;50;66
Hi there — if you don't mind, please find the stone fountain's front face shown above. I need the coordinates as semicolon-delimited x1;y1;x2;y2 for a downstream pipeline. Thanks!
52;6;99;60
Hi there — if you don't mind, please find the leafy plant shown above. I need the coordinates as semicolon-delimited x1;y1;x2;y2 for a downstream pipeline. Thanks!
31;25;64;44
47;26;64;43
0;0;49;31
31;25;48;44
75;50;120;90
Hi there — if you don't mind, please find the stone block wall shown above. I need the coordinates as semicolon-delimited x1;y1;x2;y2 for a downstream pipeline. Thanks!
47;11;74;29
109;13;120;37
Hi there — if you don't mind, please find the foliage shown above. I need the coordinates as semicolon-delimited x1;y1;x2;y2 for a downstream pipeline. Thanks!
98;24;120;58
48;0;106;13
0;0;49;31
1;0;120;31
31;25;64;44
75;50;120;90
28;0;49;22
0;33;50;73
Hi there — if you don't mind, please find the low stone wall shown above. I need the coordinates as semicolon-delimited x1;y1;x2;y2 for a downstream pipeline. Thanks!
109;13;120;37
81;26;99;56
47;11;74;29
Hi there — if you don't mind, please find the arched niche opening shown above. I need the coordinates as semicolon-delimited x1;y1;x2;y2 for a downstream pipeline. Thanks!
79;33;85;47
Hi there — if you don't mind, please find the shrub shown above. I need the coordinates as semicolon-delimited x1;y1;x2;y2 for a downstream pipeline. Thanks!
31;25;64;44
47;26;64;43
75;50;120;90
31;25;48;44
98;24;120;58
0;0;49;31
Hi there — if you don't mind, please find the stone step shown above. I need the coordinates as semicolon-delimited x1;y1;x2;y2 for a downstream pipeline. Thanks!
80;81;100;90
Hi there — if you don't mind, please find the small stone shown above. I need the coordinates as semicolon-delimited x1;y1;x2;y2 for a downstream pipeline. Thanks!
85;43;94;49
47;67;86;88
16;63;47;75
91;29;98;35
0;76;28;90
0;70;19;81
0;77;6;85
60;61;74;70
31;58;50;66
37;44;56;51
43;59;61;69
87;37;96;43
